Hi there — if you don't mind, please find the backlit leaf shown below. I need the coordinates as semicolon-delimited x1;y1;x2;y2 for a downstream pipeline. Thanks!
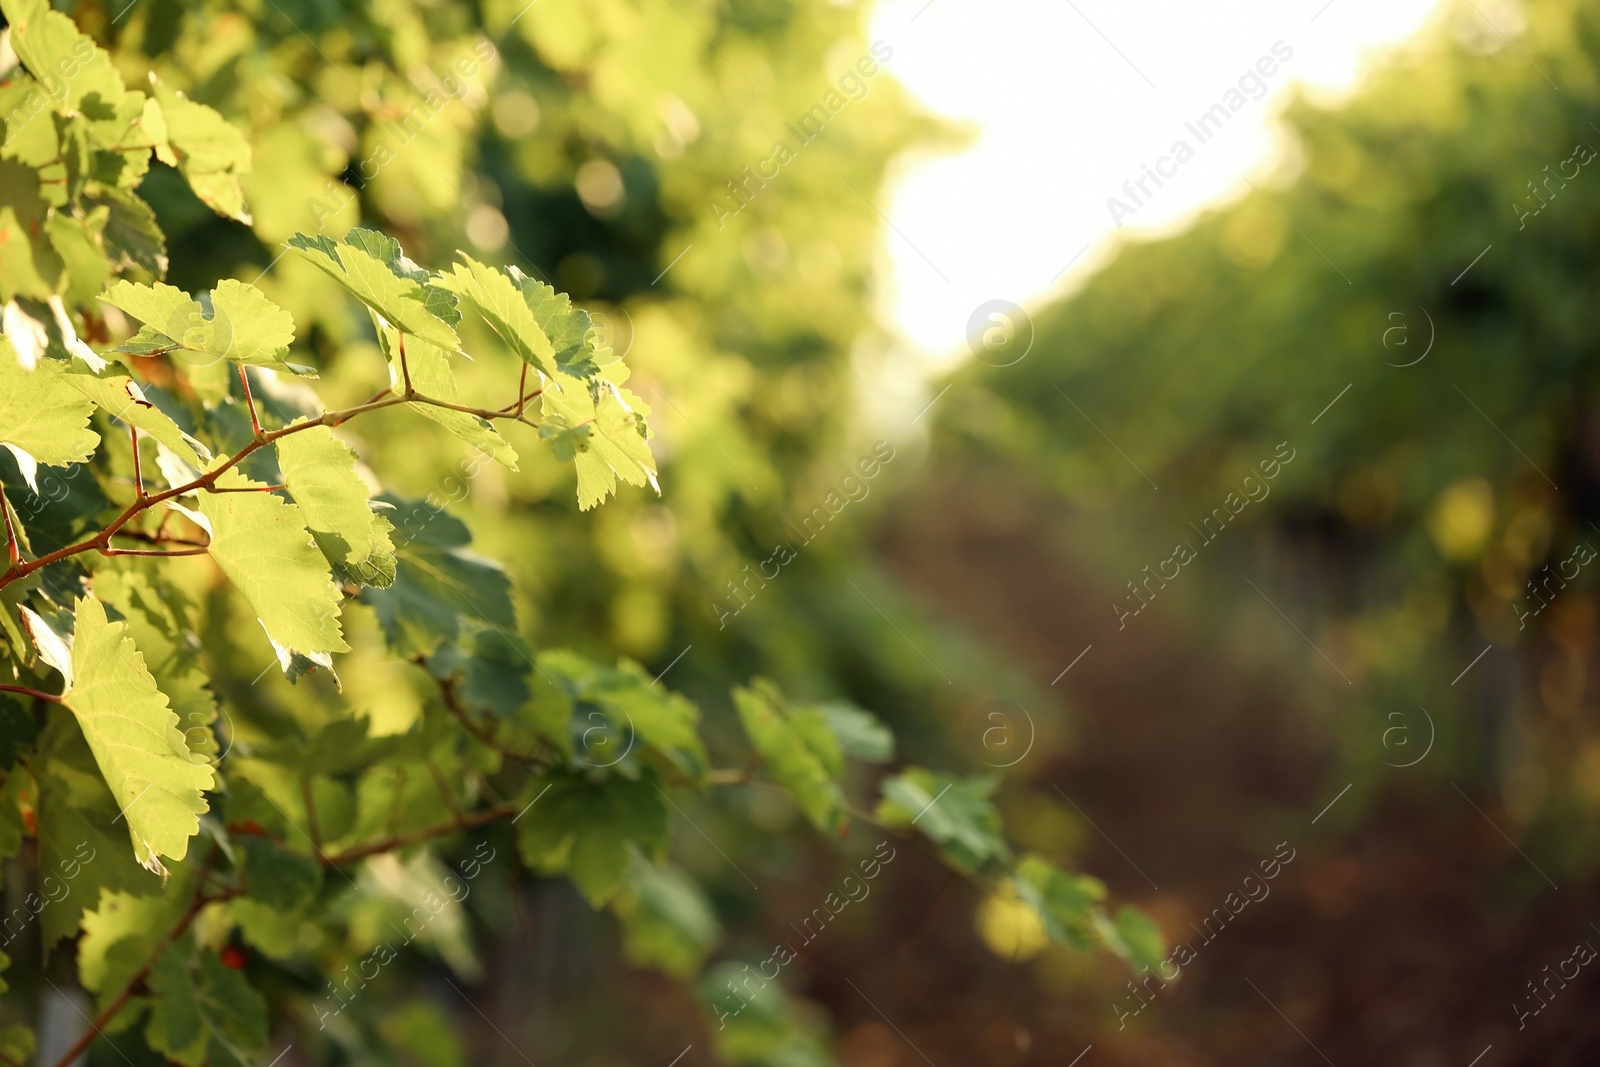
514;775;668;905
150;78;252;223
0;343;99;485
275;423;397;586
61;596;215;872
198;472;348;661
99;279;299;372
288;229;461;351
733;679;843;833
876;768;1010;874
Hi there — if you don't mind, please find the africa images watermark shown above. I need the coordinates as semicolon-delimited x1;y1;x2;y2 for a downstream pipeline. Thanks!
1112;840;1296;1029
1114;441;1297;630
1106;40;1295;227
306;40;498;230
709;840;897;1030
2;35;96;142
707;41;896;229
1513;536;1595;631
710;440;897;628
313;839;497;1028
0;840;96;947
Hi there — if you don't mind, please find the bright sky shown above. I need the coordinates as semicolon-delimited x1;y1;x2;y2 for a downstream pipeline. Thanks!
863;0;1450;373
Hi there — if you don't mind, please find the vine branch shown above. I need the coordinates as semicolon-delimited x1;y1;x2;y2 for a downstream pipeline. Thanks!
0;683;61;703
47;851;238;1067
319;802;522;866
0;376;541;592
0;490;18;568
422;661;551;765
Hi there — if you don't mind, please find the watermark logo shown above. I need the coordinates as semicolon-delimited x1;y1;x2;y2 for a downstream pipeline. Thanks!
966;300;1033;367
577;699;635;768
1380;706;1434;768
1380;308;1433;367
962;698;1035;769
161;295;235;368
589;306;635;360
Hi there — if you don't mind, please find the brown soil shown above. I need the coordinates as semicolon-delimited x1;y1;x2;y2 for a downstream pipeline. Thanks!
788;469;1600;1067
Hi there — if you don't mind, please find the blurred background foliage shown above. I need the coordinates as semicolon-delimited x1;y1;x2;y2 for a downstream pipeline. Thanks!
945;0;1600;855
19;0;1600;1061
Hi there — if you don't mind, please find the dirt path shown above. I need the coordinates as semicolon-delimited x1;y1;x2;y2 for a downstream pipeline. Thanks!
804;470;1600;1066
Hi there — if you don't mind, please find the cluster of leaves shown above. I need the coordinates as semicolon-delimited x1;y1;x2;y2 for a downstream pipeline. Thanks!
0;8;1158;1067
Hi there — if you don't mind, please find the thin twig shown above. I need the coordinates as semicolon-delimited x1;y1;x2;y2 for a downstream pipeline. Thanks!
399;333;413;396
47;851;235;1067
320;803;522;866
100;545;210;558
113;528;208;548
301;778;323;854
424;665;548;764
0;683;61;703
129;425;144;499
426;757;466;822
0;381;542;591
238;365;263;438
0;490;17;568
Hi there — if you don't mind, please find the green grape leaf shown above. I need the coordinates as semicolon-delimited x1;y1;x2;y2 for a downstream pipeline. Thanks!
441;262;599;377
541;371;657;510
1;0;127;117
0;343;100;487
91;570;216;759
876;768;1010;874
36;709;161;946
537;650;707;775
275;423;397;586
150;78;252;223
99;279;300;372
0;1025;34;1066
1012;854;1106;952
87;187;167;277
732;679;844;833
59;596;215;873
378;1002;467;1067
84;89;161;190
514;775;668;906
816;700;894;763
78;889;171;994
424;627;531;718
1094;905;1167;973
697;960;833;1066
287;229;461;351
227;898;304;962
0;79;60;173
0;200;58;302
63;366;210;467
359;499;514;658
197;472;349;663
146;946;207;1066
192;952;268;1065
235;836;321;912
436;255;559;376
45;207;111;306
612;858;720;979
